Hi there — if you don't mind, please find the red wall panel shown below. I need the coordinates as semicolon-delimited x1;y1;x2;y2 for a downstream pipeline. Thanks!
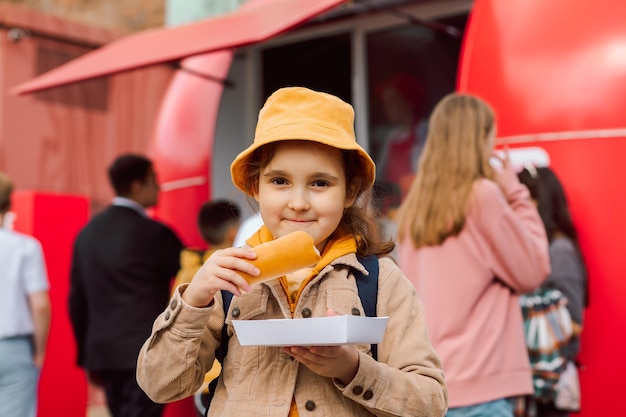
459;1;626;414
12;191;90;417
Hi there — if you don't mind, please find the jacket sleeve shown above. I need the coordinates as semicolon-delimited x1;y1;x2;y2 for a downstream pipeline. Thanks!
68;240;88;368
24;238;50;367
474;178;551;293
334;258;448;417
157;224;184;279
136;286;224;403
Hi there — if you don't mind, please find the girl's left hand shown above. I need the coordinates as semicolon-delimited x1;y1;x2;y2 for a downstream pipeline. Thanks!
284;344;359;385
283;308;359;384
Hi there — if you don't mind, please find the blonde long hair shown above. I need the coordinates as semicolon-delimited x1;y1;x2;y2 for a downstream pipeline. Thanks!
396;93;496;248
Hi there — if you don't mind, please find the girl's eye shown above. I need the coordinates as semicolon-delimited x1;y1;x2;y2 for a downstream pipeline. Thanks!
312;180;330;187
271;177;288;185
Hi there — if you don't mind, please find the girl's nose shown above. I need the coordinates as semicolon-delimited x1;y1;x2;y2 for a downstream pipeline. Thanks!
287;190;310;211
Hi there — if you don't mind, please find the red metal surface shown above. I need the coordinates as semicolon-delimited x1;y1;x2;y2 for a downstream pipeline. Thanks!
459;0;626;136
12;0;347;95
459;1;626;415
150;50;234;249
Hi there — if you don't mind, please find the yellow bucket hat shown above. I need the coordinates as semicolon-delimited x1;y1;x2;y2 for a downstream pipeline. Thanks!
230;86;376;195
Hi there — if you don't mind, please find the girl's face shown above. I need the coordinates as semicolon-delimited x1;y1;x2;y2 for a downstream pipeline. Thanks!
253;141;355;250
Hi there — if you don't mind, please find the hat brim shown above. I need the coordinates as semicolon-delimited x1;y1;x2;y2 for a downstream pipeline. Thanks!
231;134;375;196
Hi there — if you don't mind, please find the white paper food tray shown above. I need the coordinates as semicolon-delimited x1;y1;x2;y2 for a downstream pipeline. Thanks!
233;315;389;347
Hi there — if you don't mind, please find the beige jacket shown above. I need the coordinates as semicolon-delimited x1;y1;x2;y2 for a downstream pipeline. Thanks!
137;254;447;416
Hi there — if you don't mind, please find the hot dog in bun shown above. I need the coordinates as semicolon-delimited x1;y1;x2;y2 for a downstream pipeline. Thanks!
240;231;321;285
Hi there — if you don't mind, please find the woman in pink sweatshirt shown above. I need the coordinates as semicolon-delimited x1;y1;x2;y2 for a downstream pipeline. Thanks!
395;93;550;417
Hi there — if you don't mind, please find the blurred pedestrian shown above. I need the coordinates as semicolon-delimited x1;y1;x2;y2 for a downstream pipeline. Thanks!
518;165;587;417
374;72;429;187
372;73;427;254
395;93;551;417
0;171;51;417
69;154;183;417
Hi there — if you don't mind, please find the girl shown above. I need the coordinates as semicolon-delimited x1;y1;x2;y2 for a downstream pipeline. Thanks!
395;93;550;417
518;166;587;417
137;87;448;416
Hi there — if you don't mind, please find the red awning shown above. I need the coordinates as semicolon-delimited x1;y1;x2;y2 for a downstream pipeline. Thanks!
12;0;346;95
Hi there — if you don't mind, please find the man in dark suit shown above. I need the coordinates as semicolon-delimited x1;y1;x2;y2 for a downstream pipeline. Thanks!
69;154;183;417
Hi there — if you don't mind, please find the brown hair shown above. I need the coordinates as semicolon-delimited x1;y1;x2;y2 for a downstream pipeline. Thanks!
108;154;153;196
197;199;241;245
396;93;495;248
242;141;394;257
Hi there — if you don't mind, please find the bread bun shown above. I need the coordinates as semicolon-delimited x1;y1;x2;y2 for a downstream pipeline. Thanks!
240;231;321;285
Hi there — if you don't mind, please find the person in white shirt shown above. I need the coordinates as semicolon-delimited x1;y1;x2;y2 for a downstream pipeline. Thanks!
0;171;51;417
233;212;264;247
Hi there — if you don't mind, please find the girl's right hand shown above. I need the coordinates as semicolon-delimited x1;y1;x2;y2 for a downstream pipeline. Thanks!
181;247;257;308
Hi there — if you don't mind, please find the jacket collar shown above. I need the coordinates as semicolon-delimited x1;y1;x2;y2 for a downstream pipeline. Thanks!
112;197;147;217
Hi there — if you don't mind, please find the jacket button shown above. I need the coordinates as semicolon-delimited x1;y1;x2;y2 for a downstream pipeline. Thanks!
170;299;178;310
352;385;363;395
363;390;374;400
351;307;361;316
164;311;171;321
305;400;316;411
231;307;241;318
302;308;312;318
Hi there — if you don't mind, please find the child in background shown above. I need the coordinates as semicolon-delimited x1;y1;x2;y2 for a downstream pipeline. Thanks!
137;86;448;416
395;93;550;417
171;199;241;415
173;199;241;292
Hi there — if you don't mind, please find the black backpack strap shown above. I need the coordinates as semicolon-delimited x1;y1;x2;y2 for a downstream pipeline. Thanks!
216;290;234;363
204;289;234;416
354;255;379;360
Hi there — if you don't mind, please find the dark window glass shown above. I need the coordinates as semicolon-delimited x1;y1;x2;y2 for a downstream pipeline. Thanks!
367;13;467;214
